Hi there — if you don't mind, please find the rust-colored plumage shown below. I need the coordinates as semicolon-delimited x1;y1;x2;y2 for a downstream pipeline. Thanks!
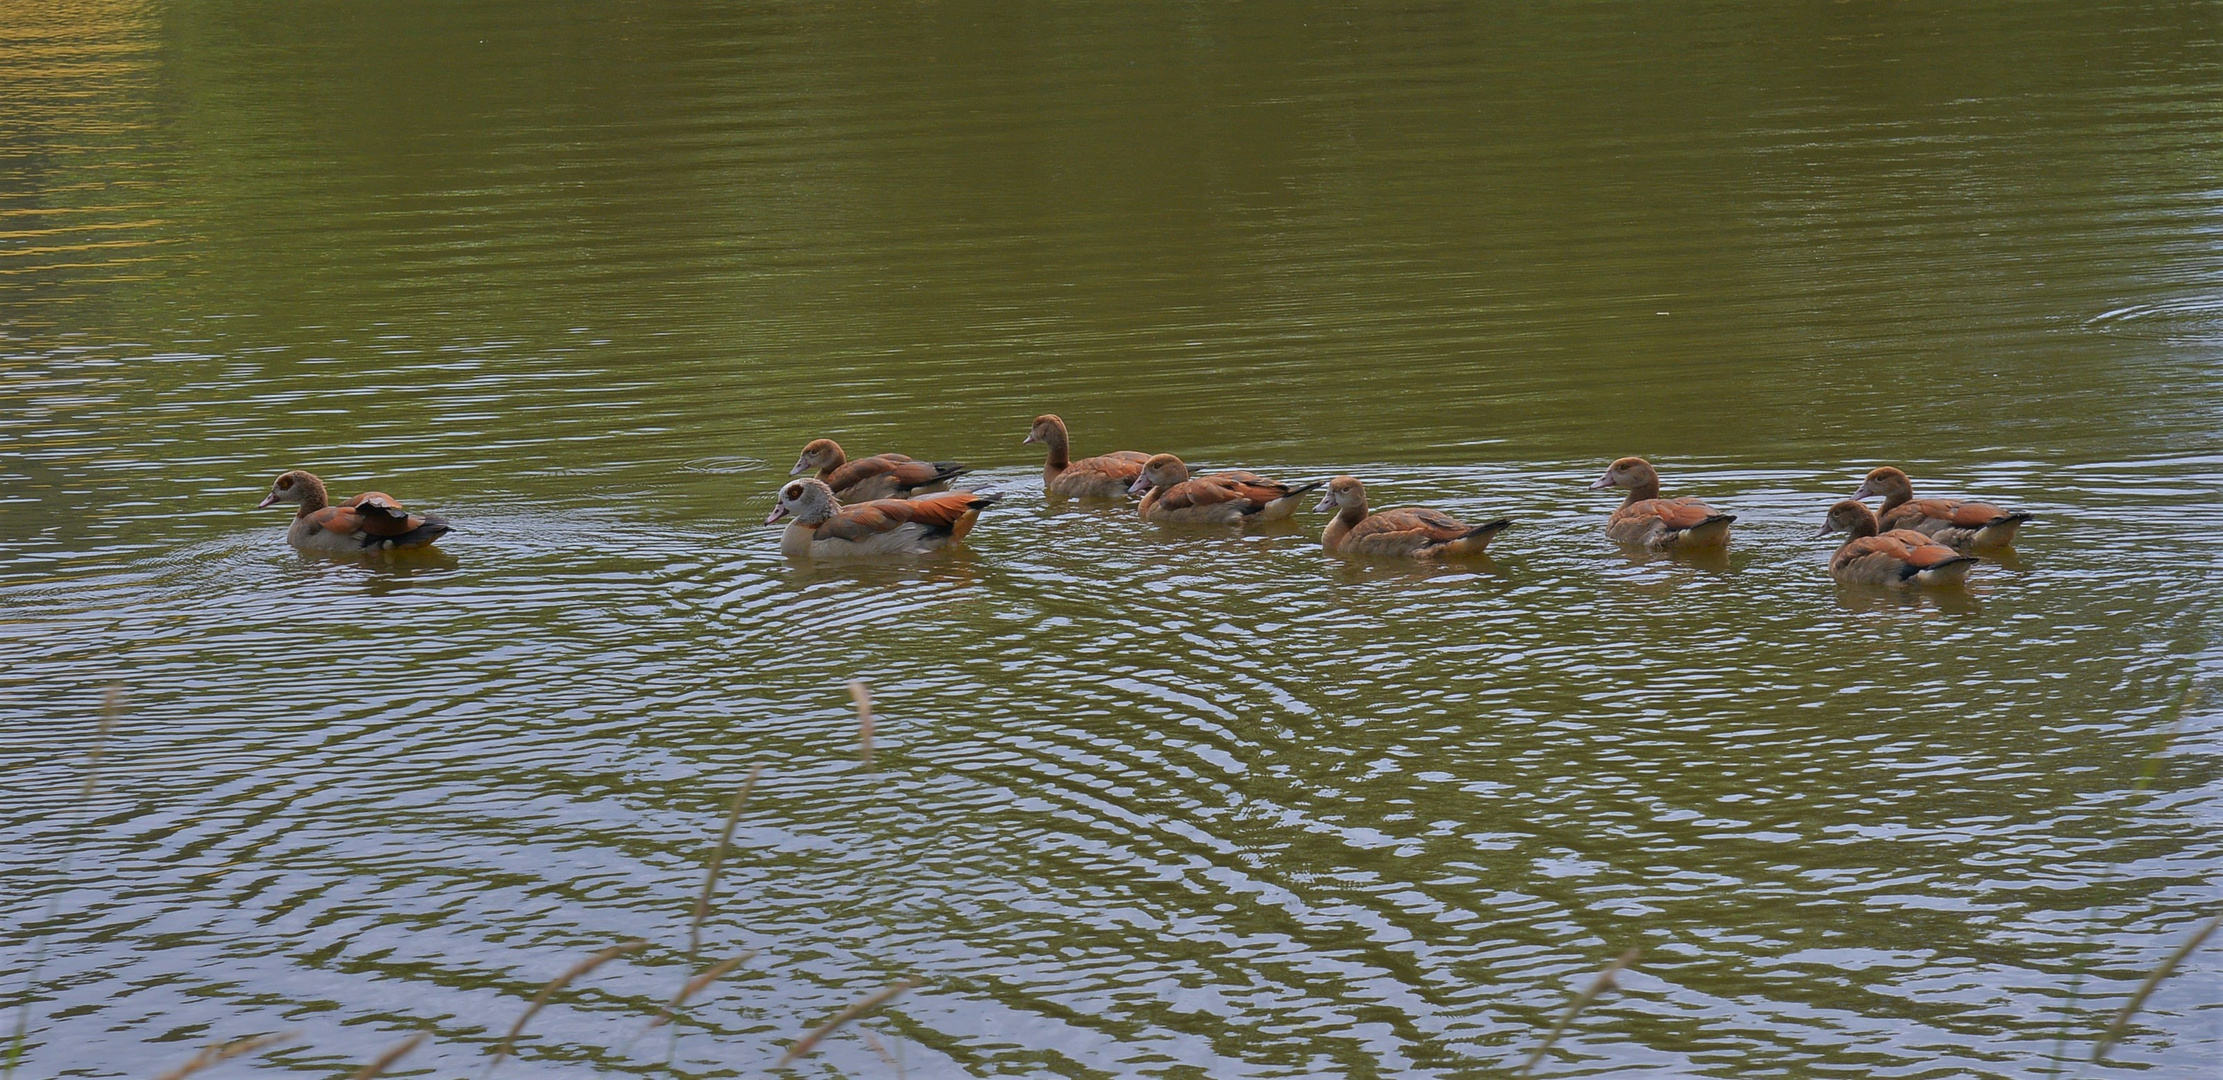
1816;499;1980;586
791;438;968;502
1315;476;1510;559
256;471;452;554
1025;414;1149;498
767;478;998;557
1128;454;1323;524
1589;457;1734;550
1854;466;2032;550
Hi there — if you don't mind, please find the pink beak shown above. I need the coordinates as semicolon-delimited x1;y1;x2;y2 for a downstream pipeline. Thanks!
1021;432;1040;445
1128;475;1152;496
1588;474;1615;490
256;492;279;508
766;505;789;525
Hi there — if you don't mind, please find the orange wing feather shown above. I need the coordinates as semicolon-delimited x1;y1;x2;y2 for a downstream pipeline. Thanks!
888;491;991;531
816;492;989;541
816;502;904;541
1066;453;1147;482
1155;478;1248;512
1365;507;1473;543
823;457;899;491
1636;498;1725;529
341;493;425;536
1945;501;2013;527
885;459;955;486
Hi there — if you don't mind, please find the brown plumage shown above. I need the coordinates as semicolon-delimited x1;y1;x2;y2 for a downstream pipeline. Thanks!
1315;476;1511;559
1853;466;2032;550
1024;414;1149;498
256;470;452;554
766;477;998;557
1127;454;1323;525
1816;499;1980;586
790;438;968;502
1589;457;1735;549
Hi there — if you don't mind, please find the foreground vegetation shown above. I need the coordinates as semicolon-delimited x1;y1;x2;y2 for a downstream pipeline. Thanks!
8;686;2213;1078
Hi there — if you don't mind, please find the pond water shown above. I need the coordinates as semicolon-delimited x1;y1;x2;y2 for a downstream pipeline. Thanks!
4;3;2220;1077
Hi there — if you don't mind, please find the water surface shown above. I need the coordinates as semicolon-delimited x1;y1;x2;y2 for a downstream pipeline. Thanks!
4;3;2220;1077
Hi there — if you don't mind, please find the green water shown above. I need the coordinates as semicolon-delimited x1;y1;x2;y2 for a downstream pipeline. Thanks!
4;3;2219;1077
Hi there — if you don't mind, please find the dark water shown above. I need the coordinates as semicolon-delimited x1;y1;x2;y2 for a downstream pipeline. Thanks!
4;2;2220;1077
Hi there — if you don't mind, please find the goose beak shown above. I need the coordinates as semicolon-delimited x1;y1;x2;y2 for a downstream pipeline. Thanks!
1851;482;1875;501
1127;475;1153;496
790;459;810;476
1021;432;1040;445
1314;492;1336;513
256;492;279;509
766;505;789;525
1813;524;1838;539
1588;474;1615;490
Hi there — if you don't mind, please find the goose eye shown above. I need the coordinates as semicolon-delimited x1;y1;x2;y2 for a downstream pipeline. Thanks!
276;477;293;490
784;484;803;499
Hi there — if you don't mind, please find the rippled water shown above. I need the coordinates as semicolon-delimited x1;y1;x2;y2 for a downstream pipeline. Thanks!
5;3;2221;1077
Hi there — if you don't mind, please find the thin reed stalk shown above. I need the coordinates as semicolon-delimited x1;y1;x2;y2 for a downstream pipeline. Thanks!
1516;949;1639;1077
152;1033;294;1080
775;978;919;1067
688;767;763;965
3;687;121;1079
484;939;647;1077
2042;687;2192;1076
642;951;757;1033
851;681;874;766
860;1026;905;1076
2091;910;2223;1062
348;1033;428;1080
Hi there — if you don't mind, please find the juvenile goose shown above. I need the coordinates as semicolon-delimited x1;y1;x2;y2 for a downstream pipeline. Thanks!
1852;466;2032;550
1127;454;1323;524
1589;457;1735;550
1315;476;1511;559
1024;414;1149;498
791;439;968;502
766;477;999;557
1815;499;1980;586
256;470;452;554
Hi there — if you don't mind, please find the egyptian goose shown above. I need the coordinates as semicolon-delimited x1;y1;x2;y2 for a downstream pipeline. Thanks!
1127;454;1323;524
1815;500;1980;586
1852;466;2032;550
766;478;999;557
1588;457;1735;550
1315;476;1511;559
791;439;968;502
256;470;452;554
1023;414;1150;498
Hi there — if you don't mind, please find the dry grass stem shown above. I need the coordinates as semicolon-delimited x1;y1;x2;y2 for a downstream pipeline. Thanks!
860;1026;905;1076
5;687;125;1079
152;1033;294;1080
2092;911;2223;1062
83;686;120;800
348;1033;428;1080
689;767;763;964
1516;948;1639;1077
643;950;758;1032
850;681;874;766
485;939;648;1076
775;978;919;1068
2045;690;2193;1076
